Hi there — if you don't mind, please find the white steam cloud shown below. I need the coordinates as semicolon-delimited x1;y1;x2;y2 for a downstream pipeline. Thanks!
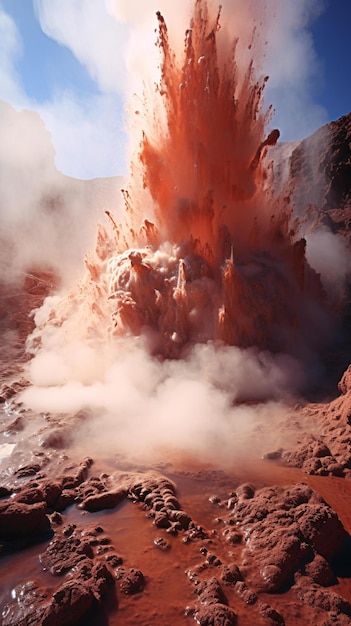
20;337;302;464
0;0;331;234
0;7;23;103
0;2;127;287
34;0;129;94
1;0;328;180
0;2;126;179
262;0;328;140
306;227;351;298
0;100;124;284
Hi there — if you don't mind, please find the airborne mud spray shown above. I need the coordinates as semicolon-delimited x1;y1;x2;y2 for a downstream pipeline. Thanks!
22;0;331;463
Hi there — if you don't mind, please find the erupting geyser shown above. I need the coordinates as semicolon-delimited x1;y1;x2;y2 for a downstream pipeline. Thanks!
30;0;326;363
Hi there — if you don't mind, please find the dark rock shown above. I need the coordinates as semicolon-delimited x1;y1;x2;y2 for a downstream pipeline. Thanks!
14;481;61;509
287;112;351;220
264;449;283;460
15;487;45;505
221;564;243;586
5;414;25;432
206;552;222;566
119;568;145;594
196;603;237;626
40;526;94;575
1;580;48;626
49;511;63;525
168;509;192;529
236;483;255;500
15;463;41;477
225;482;348;592
304;555;336;586
80;489;126;512
338;366;351;395
196;577;228;606
209;495;221;504
234;581;258;605
43;482;63;508
280;389;351;477
154;510;170;528
222;528;243;544
91;561;114;599
258;602;285;626
0;379;28;403
154;536;171;551
42;580;94;626
294;503;346;559
295;577;351;617
61;457;93;489
0;500;50;537
2;550;113;626
105;552;124;566
55;489;77;511
39;426;73;449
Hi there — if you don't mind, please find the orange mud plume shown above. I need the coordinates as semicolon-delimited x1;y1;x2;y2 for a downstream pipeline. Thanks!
33;0;326;361
126;2;278;256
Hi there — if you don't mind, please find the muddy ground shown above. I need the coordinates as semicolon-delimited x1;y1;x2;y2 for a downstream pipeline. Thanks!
1;274;351;626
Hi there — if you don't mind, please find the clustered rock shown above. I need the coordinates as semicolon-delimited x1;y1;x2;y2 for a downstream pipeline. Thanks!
1;434;351;624
2;532;115;626
264;366;351;477
206;481;351;625
0;460;159;624
0;455;210;624
185;543;285;625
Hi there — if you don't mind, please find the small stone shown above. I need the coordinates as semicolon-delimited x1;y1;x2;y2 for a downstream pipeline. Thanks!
154;536;171;551
119;568;145;594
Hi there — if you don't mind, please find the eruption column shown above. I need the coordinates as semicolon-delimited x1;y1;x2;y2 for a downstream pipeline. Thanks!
30;0;326;362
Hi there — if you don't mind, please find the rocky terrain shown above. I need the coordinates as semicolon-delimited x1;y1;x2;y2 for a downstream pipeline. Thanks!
2;111;351;625
274;112;351;229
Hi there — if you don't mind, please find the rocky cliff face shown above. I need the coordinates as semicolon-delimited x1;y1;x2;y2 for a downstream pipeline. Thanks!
274;112;351;235
273;113;351;373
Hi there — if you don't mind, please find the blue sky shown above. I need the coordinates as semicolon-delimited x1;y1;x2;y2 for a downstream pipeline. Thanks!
2;1;95;102
0;0;350;180
311;1;351;124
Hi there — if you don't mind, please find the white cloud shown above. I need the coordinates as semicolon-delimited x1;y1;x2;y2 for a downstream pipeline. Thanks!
39;91;127;178
0;0;331;178
0;7;25;104
262;0;328;139
34;0;129;94
0;3;128;179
